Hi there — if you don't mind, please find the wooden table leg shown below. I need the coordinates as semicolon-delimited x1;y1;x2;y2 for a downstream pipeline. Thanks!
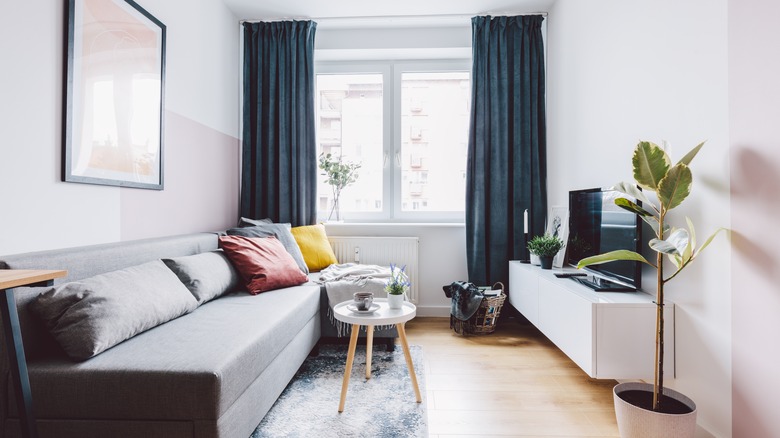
365;325;374;379
338;324;360;412
396;323;422;403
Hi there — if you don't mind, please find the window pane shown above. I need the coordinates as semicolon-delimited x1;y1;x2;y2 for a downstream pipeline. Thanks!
316;74;383;220
400;72;470;212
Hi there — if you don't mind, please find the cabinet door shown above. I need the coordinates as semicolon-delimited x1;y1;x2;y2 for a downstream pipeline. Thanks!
596;304;675;379
537;278;594;376
508;262;539;325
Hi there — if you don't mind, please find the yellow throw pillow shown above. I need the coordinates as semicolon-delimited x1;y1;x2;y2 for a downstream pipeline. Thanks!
290;224;338;272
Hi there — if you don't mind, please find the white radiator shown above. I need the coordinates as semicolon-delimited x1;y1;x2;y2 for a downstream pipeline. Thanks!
328;236;420;304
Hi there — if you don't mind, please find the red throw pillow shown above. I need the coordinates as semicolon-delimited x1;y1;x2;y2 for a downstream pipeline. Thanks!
219;235;308;294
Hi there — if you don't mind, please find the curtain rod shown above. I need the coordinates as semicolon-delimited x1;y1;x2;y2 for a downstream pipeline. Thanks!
240;12;547;24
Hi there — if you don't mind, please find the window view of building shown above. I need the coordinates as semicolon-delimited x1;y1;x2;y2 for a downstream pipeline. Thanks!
315;65;470;221
316;74;384;216
400;72;470;212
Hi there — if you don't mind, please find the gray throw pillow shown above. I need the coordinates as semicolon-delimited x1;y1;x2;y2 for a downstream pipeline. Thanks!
226;224;309;274
239;217;273;227
30;260;199;361
162;251;239;304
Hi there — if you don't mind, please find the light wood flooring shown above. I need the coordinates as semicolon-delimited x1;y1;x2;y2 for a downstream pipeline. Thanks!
403;315;620;438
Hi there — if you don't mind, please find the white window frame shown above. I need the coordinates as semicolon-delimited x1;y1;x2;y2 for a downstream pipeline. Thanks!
315;59;471;223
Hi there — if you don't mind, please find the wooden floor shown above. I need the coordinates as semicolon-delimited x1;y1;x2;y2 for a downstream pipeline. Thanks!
403;315;620;438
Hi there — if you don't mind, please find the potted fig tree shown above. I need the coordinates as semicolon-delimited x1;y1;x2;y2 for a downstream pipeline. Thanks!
577;141;725;438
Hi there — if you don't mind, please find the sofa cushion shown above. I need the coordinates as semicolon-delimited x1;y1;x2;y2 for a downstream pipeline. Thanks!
226;224;309;274
219;235;309;294
0;233;218;364
162;250;239;304
15;285;321;422
29;260;199;360
291;224;339;272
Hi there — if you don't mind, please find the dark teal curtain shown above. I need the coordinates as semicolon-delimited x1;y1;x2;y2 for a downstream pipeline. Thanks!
241;21;317;226
466;15;547;286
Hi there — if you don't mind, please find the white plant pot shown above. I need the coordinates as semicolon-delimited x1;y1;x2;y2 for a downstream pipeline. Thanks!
613;382;697;438
530;254;541;266
387;293;404;309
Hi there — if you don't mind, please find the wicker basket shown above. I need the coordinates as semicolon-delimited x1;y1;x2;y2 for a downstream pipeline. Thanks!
450;282;506;335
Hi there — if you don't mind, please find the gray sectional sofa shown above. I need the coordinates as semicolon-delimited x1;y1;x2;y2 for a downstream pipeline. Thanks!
0;232;393;438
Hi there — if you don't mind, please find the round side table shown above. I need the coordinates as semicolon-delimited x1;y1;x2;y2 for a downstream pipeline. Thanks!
332;298;421;412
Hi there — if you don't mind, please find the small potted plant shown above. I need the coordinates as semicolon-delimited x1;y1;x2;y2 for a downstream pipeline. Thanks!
318;152;361;221
385;264;410;309
577;141;725;438
527;234;564;269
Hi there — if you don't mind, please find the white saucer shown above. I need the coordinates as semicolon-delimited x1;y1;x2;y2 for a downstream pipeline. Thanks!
346;303;381;314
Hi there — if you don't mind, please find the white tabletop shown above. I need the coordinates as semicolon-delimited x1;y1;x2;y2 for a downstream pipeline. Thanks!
333;298;416;325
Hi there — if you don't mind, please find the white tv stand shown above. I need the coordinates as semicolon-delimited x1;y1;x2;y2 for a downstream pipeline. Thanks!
508;261;674;380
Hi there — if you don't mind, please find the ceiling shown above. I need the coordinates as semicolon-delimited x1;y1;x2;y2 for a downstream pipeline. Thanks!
224;0;555;26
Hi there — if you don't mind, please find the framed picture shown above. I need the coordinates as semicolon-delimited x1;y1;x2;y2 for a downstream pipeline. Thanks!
547;205;569;268
63;0;166;189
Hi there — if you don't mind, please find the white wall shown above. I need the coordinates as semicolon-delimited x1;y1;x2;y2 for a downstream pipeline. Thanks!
316;25;471;60
547;1;731;437
0;0;240;256
729;1;780;437
0;0;121;254
150;0;239;137
119;0;241;240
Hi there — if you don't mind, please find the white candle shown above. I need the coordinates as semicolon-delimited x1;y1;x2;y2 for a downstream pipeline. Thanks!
523;209;529;234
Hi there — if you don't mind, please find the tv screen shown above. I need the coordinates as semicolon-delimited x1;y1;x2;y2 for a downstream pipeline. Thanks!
567;187;642;291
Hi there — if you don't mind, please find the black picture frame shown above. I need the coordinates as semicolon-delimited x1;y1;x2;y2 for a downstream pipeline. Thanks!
63;0;166;190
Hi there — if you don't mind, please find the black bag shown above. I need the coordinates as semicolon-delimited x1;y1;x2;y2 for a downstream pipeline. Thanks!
443;281;484;321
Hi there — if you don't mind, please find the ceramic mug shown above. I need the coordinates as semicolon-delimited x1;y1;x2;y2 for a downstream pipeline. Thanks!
353;292;374;311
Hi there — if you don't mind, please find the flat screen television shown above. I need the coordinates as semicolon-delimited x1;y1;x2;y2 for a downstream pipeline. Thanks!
566;187;642;291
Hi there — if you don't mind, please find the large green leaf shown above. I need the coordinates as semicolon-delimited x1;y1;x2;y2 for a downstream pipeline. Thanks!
658;163;692;210
683;217;696;263
667;228;690;255
577;250;653;269
693;228;728;258
677;141;706;166
664;227;727;283
651;229;690;274
668;253;682;269
665;226;691;269
686;217;697;250
612;182;654;209
649;228;689;256
639;214;670;238
615;197;653;217
633;141;671;191
649;238;679;255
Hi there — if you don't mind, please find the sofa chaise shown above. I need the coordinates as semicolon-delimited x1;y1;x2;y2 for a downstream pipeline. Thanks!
0;232;394;438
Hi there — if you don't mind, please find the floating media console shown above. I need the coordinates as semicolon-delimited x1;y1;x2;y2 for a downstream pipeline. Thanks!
508;261;675;380
569;275;637;292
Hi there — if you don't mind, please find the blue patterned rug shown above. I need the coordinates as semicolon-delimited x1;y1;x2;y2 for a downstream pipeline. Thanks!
251;344;427;438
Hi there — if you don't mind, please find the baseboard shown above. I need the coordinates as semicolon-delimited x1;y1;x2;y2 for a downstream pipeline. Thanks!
415;305;450;317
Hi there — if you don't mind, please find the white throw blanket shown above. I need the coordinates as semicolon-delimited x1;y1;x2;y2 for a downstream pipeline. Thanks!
317;263;396;337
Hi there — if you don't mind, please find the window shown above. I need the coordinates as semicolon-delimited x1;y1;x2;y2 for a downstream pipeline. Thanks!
315;61;471;222
315;73;384;215
400;71;470;214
